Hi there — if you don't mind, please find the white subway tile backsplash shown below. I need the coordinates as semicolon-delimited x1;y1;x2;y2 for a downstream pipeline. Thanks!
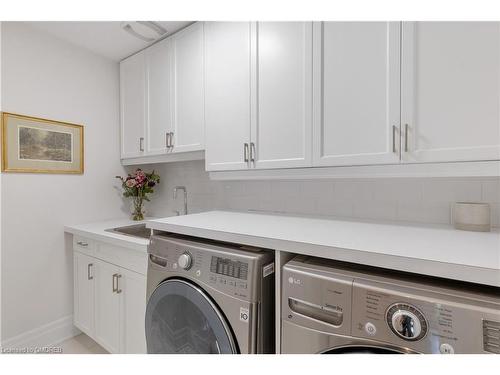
397;201;451;225
271;181;301;198
315;198;353;218
372;179;423;203
333;181;374;201
145;160;498;228
353;199;398;221
422;179;482;203
482;179;500;203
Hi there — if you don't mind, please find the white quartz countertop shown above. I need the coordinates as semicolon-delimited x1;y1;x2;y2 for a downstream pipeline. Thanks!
64;218;151;252
147;211;500;287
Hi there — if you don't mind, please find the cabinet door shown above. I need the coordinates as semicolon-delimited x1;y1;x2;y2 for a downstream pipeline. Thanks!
253;22;313;169
94;259;121;353
146;38;173;154
119;268;147;354
120;52;146;158
172;22;205;153
401;22;500;163
313;22;401;167
205;22;252;171
73;252;95;336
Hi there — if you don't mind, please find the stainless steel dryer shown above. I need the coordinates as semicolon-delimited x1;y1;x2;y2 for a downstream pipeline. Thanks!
146;233;275;354
282;255;500;354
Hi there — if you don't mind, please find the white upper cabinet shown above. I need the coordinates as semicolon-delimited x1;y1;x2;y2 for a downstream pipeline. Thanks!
253;22;313;169
120;51;146;158
205;22;252;171
146;37;173;154
120;22;205;163
401;22;500;163
172;22;205;153
313;22;401;167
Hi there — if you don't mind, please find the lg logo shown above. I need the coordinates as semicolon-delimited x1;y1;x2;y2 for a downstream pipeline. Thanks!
288;276;302;285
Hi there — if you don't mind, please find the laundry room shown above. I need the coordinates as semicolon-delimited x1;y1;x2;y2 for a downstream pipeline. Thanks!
0;0;499;374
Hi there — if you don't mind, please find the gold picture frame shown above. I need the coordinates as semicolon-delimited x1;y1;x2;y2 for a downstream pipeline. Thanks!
1;112;84;174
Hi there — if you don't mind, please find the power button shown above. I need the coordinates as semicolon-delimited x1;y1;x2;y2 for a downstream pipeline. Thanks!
439;343;455;354
365;322;377;336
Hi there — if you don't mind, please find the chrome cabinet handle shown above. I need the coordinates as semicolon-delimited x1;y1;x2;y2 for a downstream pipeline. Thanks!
116;274;122;294
87;263;93;280
250;142;256;163
169;132;174;148
112;273;118;293
244;143;249;162
139;137;144;152
404;124;409;152
165;132;170;148
76;241;88;247
392;125;398;153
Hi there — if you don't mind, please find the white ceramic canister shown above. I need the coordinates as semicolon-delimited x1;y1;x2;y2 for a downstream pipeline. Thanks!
452;202;491;232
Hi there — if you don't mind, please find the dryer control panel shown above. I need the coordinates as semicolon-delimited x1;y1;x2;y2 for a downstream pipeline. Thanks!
282;256;500;354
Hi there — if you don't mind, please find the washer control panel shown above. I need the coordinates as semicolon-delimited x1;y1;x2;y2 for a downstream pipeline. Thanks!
149;235;274;302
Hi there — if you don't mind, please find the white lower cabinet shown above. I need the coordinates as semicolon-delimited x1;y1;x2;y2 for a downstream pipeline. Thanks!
73;238;147;354
120;268;147;354
73;252;95;336
94;260;121;353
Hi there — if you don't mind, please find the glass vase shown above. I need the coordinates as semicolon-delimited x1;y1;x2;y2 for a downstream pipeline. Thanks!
131;196;145;221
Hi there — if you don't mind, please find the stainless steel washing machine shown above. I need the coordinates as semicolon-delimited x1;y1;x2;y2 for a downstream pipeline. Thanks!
282;255;500;354
145;233;275;354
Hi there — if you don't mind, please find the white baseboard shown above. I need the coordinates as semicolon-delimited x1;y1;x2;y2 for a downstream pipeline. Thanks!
1;315;81;349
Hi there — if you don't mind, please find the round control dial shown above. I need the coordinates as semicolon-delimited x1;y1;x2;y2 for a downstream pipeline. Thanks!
386;303;427;341
177;252;193;270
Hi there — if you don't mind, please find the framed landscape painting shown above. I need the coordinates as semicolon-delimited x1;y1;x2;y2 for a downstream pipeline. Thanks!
1;112;84;174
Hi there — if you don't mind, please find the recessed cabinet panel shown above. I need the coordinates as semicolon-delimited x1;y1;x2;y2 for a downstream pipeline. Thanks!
120;52;146;158
94;260;121;354
173;22;205;153
73;252;95;336
313;22;401;167
254;22;313;169
120;268;147;354
205;22;252;171
146;38;173;154
401;22;500;163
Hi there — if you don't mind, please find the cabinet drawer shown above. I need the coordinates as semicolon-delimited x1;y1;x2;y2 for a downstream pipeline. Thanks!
73;236;95;255
95;242;147;275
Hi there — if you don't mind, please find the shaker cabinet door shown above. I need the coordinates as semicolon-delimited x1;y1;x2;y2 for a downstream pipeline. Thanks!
172;22;205;153
253;22;313;169
146;37;173;154
73;251;95;336
120;51;146;159
94;259;121;353
401;22;500;163
204;22;253;171
120;268;147;354
313;22;401;167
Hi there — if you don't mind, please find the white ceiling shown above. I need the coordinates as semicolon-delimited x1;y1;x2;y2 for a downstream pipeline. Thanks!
25;21;193;61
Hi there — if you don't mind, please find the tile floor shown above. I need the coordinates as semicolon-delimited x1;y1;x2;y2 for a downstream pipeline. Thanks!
57;334;108;354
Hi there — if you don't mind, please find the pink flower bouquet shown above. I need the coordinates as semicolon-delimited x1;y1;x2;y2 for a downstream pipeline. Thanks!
116;169;160;221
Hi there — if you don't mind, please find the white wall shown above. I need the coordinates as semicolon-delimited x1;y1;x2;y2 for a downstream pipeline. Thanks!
145;160;500;228
1;23;127;344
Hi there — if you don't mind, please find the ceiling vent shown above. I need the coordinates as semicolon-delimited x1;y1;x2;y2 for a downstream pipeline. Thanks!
121;21;167;42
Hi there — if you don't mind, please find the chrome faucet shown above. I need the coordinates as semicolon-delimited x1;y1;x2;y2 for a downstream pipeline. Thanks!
173;186;188;215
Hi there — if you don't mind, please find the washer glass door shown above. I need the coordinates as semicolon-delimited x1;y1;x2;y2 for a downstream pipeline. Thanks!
145;279;237;354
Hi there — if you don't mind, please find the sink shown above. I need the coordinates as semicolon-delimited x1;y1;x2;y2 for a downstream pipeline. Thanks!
105;224;152;239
